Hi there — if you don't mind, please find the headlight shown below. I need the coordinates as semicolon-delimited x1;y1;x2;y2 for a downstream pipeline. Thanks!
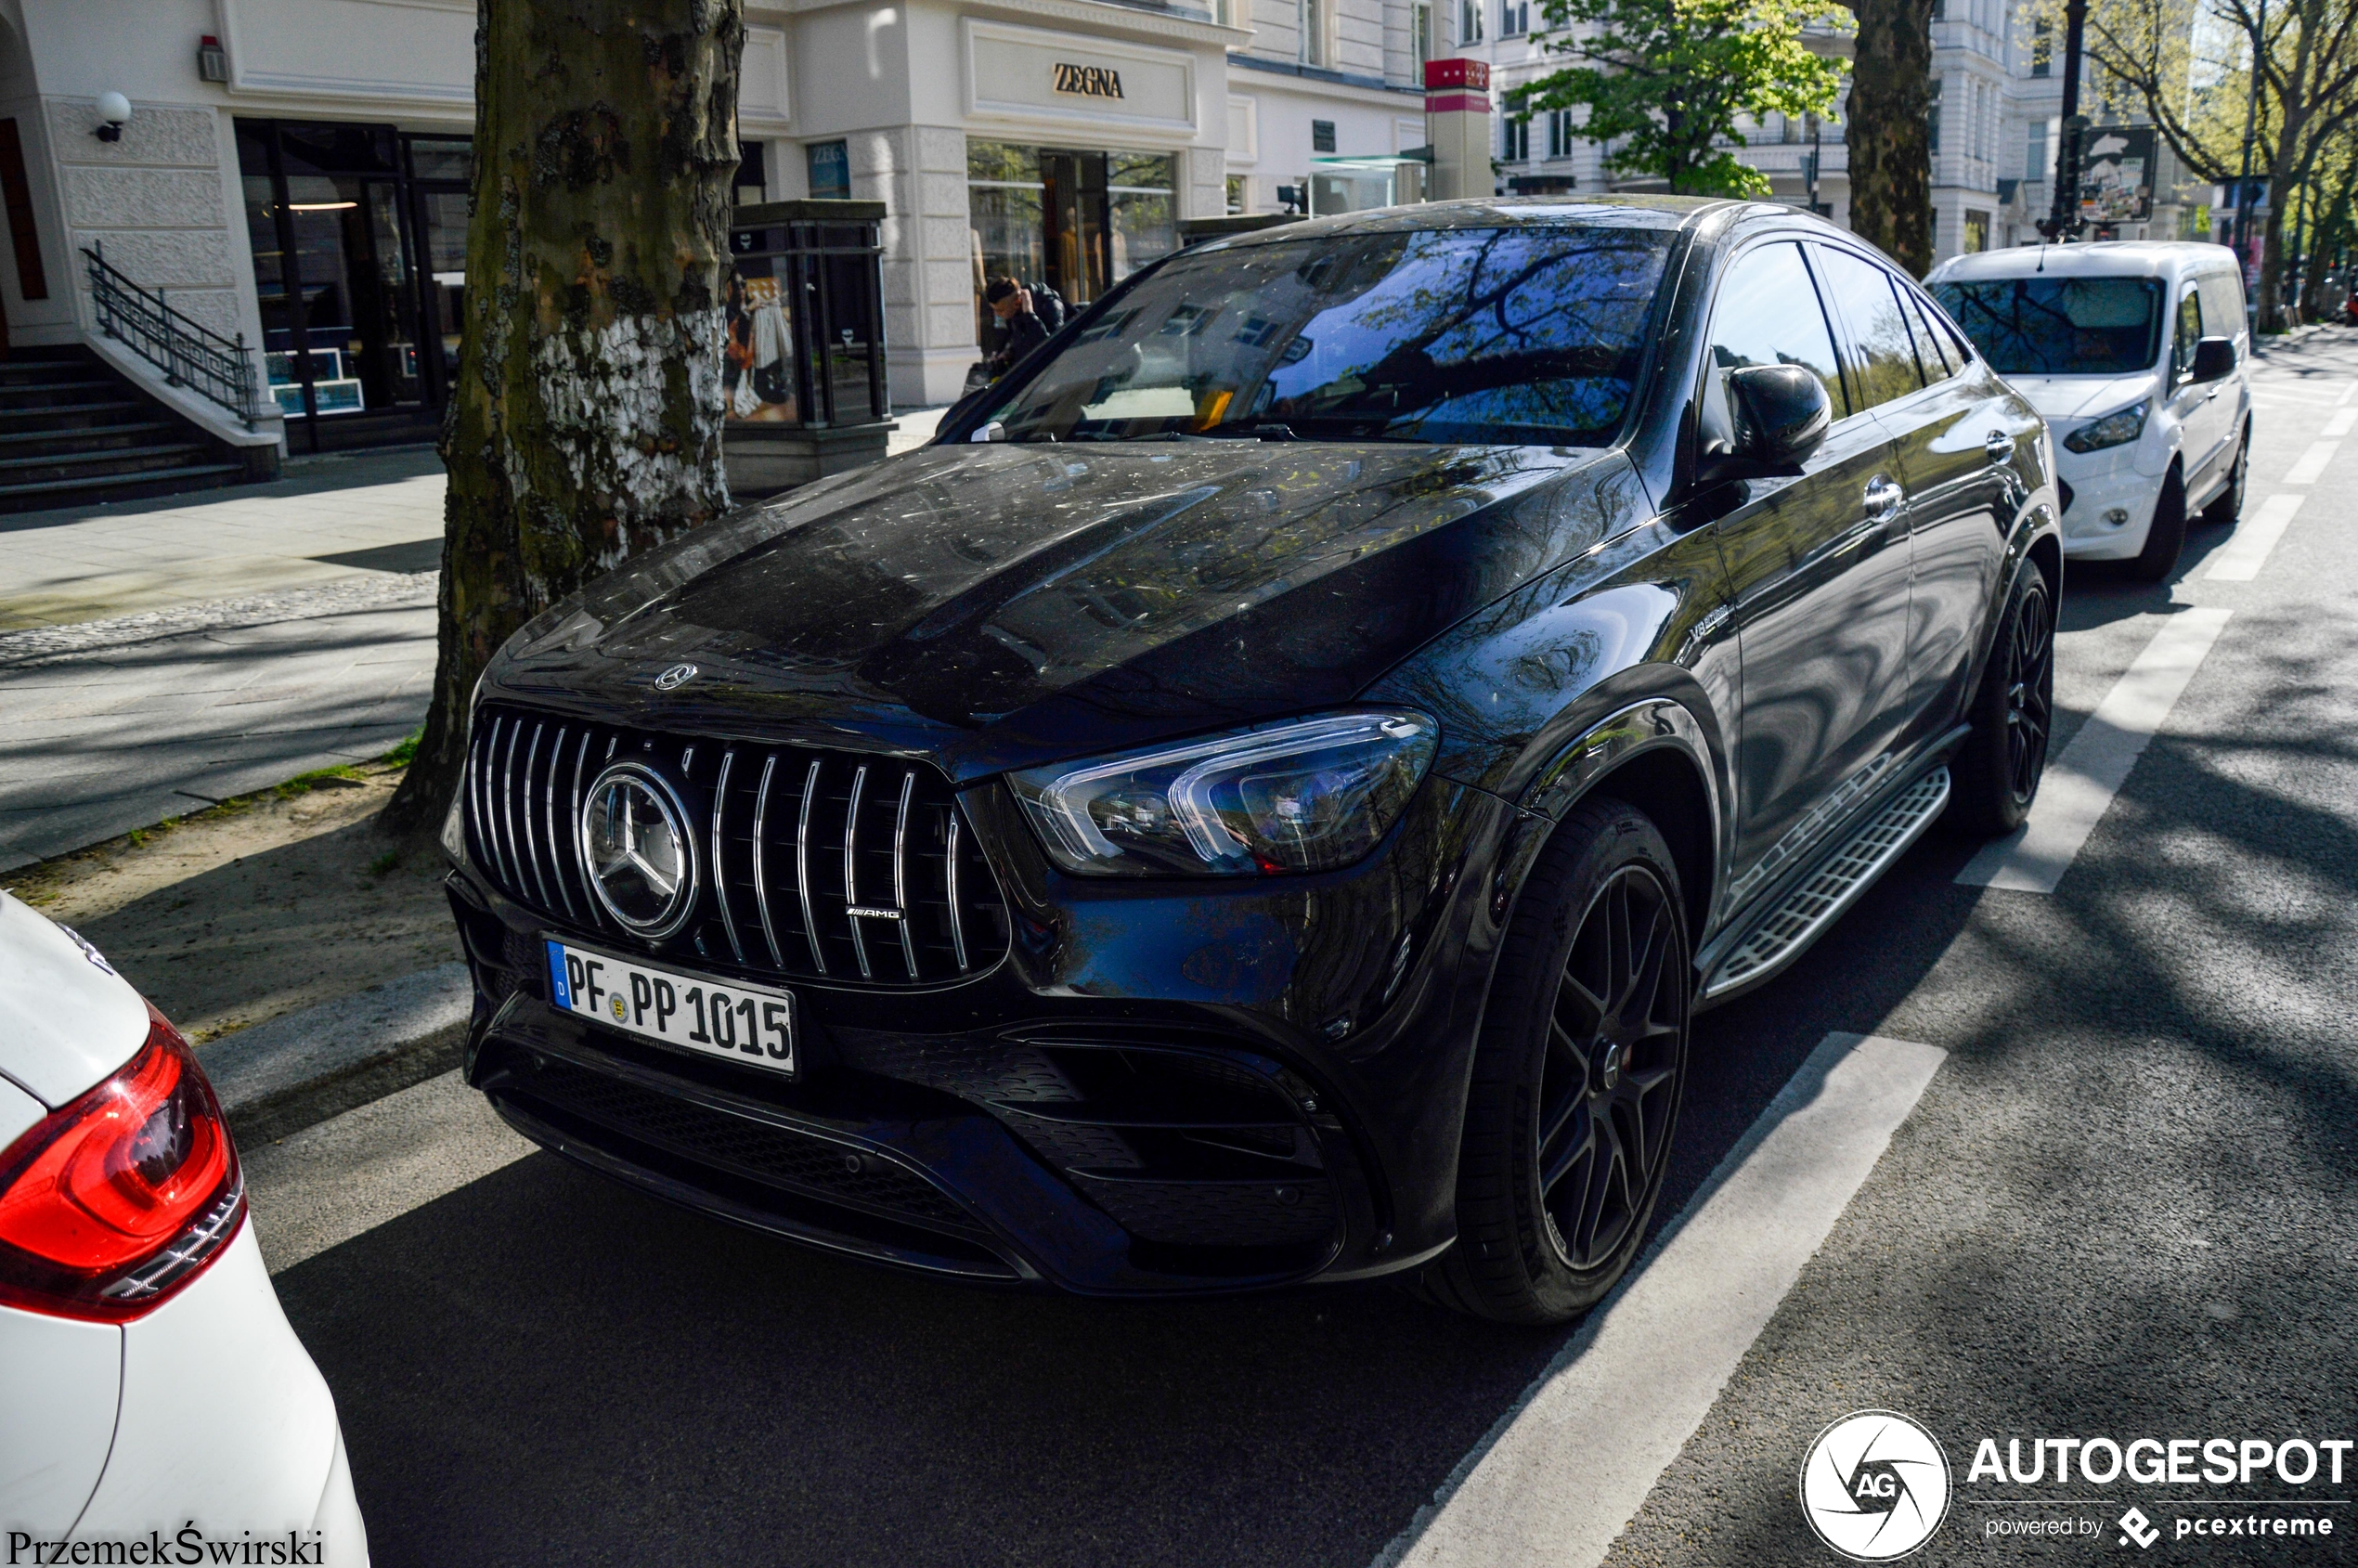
2062;399;2149;453
1009;711;1439;877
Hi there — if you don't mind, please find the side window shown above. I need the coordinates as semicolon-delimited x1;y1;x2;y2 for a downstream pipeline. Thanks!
2196;272;2245;342
2172;290;2203;378
1706;240;1850;421
1896;287;1959;383
1813;246;1927;410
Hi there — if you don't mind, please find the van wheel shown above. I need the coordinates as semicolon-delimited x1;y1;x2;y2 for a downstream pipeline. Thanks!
1413;798;1690;1325
2203;422;2249;526
1950;566;2054;837
2128;467;2187;581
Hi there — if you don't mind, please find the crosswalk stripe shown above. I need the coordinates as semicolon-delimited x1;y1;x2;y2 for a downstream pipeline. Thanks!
2284;441;2339;485
2207;492;2305;582
1957;607;2234;894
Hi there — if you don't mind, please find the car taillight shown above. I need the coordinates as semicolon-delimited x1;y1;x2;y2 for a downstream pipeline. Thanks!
0;1005;244;1322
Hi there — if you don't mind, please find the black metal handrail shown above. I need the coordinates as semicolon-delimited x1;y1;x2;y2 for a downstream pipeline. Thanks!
81;242;261;428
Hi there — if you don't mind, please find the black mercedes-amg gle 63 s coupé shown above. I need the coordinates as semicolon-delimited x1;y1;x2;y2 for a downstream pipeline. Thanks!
444;195;2058;1323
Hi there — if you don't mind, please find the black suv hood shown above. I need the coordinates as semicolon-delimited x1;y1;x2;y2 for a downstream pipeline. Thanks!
481;440;1646;781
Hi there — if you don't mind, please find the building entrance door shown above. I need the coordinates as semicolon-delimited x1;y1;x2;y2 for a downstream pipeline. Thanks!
1040;151;1108;308
238;120;463;451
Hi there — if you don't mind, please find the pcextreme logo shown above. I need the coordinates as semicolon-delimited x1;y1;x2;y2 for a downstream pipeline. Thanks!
1799;1410;1955;1562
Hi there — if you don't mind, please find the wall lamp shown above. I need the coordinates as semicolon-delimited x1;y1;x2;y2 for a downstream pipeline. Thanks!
94;92;131;142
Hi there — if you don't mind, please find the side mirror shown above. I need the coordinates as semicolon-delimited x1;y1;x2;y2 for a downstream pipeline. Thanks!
1727;364;1832;471
2190;335;2237;383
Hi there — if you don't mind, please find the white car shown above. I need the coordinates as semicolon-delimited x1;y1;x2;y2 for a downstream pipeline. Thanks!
1928;241;2251;579
0;891;368;1563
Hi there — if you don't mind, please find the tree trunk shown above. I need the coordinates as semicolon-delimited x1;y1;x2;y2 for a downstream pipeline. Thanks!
1843;0;1937;275
382;0;744;837
2259;106;2305;330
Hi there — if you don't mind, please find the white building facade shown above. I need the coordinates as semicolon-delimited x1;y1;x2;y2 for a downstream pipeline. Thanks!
0;0;1258;455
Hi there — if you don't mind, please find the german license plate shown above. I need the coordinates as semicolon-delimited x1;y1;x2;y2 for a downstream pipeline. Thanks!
546;940;796;1076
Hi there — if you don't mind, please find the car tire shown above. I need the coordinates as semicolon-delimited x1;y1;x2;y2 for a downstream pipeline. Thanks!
2203;421;2249;527
1414;797;1691;1325
1949;565;2054;838
2128;465;2187;581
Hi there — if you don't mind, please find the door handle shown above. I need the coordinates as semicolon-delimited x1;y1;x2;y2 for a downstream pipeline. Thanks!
1984;429;2015;463
1863;474;1905;524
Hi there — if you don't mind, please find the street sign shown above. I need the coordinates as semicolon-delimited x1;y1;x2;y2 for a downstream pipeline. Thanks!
2079;124;2153;223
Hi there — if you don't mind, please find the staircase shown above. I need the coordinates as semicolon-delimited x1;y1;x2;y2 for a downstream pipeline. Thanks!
0;347;257;513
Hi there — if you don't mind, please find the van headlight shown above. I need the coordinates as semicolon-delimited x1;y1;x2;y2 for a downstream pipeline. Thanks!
1009;711;1439;876
2062;399;2149;453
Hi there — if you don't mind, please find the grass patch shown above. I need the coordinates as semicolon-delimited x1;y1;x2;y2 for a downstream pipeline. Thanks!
380;729;422;768
273;764;366;800
367;849;404;877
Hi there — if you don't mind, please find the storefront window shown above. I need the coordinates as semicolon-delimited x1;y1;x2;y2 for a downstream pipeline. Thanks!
1109;152;1177;283
967;140;1177;356
236;120;469;447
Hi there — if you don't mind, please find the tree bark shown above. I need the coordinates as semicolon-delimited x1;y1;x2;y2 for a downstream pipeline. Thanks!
1843;0;1937;275
382;0;743;837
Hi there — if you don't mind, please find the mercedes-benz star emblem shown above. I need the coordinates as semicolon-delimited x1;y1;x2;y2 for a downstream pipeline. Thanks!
654;663;698;692
580;763;700;939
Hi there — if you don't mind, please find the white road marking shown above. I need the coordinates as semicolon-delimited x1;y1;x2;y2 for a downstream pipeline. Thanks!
2284;441;2339;485
2340;382;2357;406
2206;492;2306;582
1958;606;2235;894
2325;408;2357;438
242;1069;535;1274
1377;1032;1947;1568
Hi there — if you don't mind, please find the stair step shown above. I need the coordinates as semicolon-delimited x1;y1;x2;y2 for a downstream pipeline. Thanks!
0;441;208;477
0;381;137;404
1703;766;1953;1000
0;462;248;508
0;400;149;428
0;421;175;451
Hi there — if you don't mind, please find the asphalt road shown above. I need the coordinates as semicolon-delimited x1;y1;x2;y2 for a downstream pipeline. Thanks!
250;333;2358;1568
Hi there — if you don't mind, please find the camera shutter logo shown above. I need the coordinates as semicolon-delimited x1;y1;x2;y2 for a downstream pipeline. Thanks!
580;764;701;940
1798;1410;1952;1561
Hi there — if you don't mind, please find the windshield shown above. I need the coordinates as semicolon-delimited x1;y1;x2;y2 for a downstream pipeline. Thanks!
1931;277;2164;376
975;226;1675;446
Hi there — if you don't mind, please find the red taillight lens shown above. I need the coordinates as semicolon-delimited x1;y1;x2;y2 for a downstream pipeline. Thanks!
0;1006;244;1321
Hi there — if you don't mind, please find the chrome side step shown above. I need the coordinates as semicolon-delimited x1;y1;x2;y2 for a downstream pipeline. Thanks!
1701;765;1951;1003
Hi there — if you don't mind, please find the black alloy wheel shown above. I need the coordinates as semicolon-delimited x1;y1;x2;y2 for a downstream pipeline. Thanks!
1416;797;1691;1324
1950;567;2056;837
1999;578;2054;807
1535;863;1687;1273
2203;422;2250;526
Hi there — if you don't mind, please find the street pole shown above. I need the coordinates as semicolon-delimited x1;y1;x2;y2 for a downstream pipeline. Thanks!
2040;0;2090;241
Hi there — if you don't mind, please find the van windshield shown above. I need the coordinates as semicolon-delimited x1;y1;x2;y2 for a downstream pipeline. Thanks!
976;225;1674;446
1931;277;2163;376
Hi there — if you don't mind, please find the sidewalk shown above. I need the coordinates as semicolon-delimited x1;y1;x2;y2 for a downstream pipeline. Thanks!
1;416;952;871
0;449;448;870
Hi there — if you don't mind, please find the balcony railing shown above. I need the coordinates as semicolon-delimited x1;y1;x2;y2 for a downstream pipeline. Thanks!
82;243;262;429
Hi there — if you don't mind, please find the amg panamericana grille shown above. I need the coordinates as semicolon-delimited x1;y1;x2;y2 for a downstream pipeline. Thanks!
464;706;1007;987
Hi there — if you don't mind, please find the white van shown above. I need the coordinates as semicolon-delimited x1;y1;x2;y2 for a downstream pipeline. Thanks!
1927;242;2250;579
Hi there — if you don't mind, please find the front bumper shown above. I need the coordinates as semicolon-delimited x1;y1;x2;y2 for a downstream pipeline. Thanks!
449;774;1519;1296
2055;444;2165;560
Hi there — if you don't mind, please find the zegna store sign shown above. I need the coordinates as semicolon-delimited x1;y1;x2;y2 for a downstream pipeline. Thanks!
965;19;1198;133
1053;62;1123;98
